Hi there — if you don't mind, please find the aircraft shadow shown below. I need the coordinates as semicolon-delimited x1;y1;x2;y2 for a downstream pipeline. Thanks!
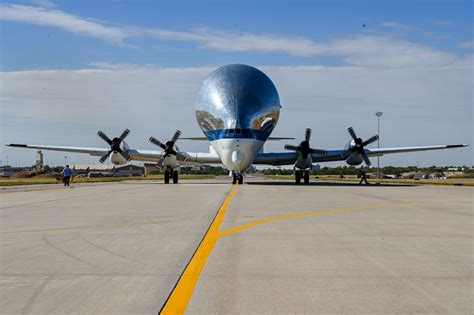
247;181;416;187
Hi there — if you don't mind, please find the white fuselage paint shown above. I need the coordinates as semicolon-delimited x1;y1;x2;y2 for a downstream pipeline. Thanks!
210;138;264;172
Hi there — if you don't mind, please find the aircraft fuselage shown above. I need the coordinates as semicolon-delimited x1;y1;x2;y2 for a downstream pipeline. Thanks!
195;64;281;172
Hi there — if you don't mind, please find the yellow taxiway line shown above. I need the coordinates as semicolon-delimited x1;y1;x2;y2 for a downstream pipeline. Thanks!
160;184;237;314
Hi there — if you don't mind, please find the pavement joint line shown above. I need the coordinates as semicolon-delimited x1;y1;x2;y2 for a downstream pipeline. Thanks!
0;182;125;194
0;220;176;234
159;184;237;315
217;199;459;238
0;186;156;210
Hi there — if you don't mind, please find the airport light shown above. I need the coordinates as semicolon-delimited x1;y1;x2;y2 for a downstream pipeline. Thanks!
375;111;383;178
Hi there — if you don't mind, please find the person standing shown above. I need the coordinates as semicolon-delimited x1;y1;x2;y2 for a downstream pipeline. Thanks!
358;168;369;185
62;164;72;186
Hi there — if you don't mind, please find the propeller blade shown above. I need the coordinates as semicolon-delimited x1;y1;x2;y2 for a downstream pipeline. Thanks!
284;144;299;151
361;151;371;166
157;157;164;166
120;150;132;162
149;136;167;150
347;127;358;141
305;128;312;142
362;135;379;146
99;150;112;164
170;130;182;144
309;148;327;156
118;129;130;141
97;130;113;145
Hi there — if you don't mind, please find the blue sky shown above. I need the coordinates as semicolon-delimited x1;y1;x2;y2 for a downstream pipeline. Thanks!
1;0;472;70
0;0;472;166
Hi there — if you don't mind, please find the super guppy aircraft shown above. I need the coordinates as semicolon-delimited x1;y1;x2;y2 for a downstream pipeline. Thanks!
6;64;467;184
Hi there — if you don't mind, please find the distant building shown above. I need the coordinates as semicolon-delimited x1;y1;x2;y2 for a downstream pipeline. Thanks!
144;163;160;176
115;165;144;177
71;164;114;173
445;167;465;177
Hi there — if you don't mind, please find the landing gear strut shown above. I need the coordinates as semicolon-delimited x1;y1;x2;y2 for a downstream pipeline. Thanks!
295;169;310;184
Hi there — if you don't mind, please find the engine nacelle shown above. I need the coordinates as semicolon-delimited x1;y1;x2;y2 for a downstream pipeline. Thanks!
346;152;363;166
110;152;128;165
294;153;313;170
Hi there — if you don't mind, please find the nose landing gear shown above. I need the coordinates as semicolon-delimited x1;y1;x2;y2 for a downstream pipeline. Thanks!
231;172;244;185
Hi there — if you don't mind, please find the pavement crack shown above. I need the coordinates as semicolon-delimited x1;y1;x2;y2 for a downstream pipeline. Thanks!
78;235;147;266
21;274;53;315
42;235;98;268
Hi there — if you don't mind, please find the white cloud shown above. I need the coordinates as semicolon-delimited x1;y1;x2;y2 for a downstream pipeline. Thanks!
433;19;455;27
380;21;448;40
320;35;457;67
146;27;322;56
459;41;474;49
1;65;471;166
0;4;464;68
146;28;458;68
29;0;56;9
0;4;125;43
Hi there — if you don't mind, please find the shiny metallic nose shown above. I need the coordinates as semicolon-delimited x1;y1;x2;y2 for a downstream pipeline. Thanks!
231;150;244;165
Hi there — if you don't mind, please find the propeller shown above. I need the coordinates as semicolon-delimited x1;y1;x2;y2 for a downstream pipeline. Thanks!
97;129;131;164
347;127;379;166
149;130;182;159
284;128;327;159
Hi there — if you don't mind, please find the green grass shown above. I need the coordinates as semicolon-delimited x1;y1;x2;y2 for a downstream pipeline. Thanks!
265;175;474;186
0;174;215;186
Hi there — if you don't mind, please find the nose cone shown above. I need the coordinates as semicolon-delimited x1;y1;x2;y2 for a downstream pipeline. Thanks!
195;64;280;134
231;150;244;165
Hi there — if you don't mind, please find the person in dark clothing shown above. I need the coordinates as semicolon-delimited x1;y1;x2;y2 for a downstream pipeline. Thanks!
358;168;369;185
62;165;72;186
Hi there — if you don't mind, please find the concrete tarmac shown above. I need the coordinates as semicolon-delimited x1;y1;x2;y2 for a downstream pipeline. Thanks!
1;177;472;314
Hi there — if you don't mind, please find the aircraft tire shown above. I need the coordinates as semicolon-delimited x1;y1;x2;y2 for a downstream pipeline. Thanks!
295;170;301;184
232;174;237;185
164;170;170;184
173;170;179;184
304;170;310;184
238;174;243;185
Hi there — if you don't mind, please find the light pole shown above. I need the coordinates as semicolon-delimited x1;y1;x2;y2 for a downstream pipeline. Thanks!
64;155;68;166
375;111;383;178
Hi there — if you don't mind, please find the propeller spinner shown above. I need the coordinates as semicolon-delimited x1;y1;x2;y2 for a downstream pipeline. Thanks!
149;130;182;159
284;128;327;159
97;129;131;164
347;127;379;166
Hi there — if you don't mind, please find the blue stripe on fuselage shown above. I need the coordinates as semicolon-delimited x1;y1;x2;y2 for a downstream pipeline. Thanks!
204;129;271;141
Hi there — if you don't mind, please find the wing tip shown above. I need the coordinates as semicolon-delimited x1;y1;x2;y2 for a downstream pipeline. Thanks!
5;143;27;148
447;144;469;148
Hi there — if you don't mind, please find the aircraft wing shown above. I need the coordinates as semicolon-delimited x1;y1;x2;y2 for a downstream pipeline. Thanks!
254;144;468;166
364;144;468;156
5;143;221;164
6;144;110;156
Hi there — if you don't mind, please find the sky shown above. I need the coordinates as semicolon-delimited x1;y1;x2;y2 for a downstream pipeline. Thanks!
0;0;472;167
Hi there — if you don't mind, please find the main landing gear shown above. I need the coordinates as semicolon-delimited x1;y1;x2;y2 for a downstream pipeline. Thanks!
164;169;179;184
295;169;310;184
231;172;244;185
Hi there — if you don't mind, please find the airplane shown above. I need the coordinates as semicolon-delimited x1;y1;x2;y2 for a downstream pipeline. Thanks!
5;64;468;185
